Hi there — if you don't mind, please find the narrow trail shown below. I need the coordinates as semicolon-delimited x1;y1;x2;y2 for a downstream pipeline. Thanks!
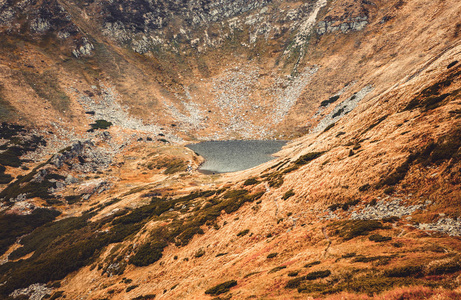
322;227;332;257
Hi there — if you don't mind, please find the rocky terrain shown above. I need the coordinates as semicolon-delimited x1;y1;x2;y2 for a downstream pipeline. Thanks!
1;0;461;299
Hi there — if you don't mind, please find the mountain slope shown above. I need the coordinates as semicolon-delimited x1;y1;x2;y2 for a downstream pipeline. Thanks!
1;0;461;299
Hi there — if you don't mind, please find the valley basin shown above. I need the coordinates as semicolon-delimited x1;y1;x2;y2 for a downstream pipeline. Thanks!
186;140;286;174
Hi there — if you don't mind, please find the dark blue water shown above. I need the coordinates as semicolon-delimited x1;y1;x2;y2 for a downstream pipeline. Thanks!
187;140;286;174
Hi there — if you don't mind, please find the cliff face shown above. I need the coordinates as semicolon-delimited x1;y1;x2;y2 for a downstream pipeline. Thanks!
1;0;461;299
0;0;374;139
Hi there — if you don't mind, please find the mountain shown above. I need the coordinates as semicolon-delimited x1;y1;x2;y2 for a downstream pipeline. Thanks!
1;0;461;299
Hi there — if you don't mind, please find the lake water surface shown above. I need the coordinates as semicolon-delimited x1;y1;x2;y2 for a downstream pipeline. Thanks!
187;140;286;174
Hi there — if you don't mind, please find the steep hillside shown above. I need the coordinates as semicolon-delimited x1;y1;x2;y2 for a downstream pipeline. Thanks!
1;0;461;299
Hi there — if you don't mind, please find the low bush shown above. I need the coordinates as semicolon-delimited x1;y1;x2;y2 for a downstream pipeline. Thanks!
8;213;92;260
332;108;345;118
304;270;331;280
341;253;357;259
285;270;331;289
204;280;237;296
320;95;340;107
0;147;22;167
0;166;58;201
0;172;12;184
282;189;295;200
268;266;286;273
369;234;392;242
332;220;383;240
447;61;458;69
304;261;321;268
244;272;260;278
0;208;61;256
131;295;156;300
65;195;82;205
427;260;461;275
129;241;167;267
49;291;64;300
403;70;458;111
237;229;250;237
384;187;395;195
362;115;388;135
265;173;284;188
359;184;370;192
341;199;359;211
267;253;278;259
194;248;205;258
294;152;324;166
384;266;423;278
288;271;299;277
88;120;113;132
126;285;139;292
243;178;259;186
0;123;25;139
352;255;392;264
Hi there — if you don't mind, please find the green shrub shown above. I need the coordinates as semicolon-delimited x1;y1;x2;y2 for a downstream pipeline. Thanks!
267;252;278;259
194;248;205;258
0;166;59;201
362;116;388;135
304;270;331;280
0;147;22;167
265;173;284;188
285;270;331;289
352;255;393;264
447;61;458;69
304;261;321;268
294;152;324;166
237;229;250;237
49;291;64;300
65;195;82;204
379;159;412;187
0;123;25;139
88;120;113;132
342;199;359;211
427;260;461;275
381;217;399;224
0;173;12;184
126;285;139;292
403;70;458;111
358;184;370;192
341;253;357;259
333;220;383;240
384;187;395;195
421;93;451;111
320;95;340;107
163;159;186;174
129;242;167;267
323;123;335;133
131;294;156;300
244;272;260;278
384;266;423;278
288;271;299;277
369;234;392;242
282;189;295;200
0;208;61;256
204;280;237;295
328;203;341;211
268;266;286;273
243;178;259;186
